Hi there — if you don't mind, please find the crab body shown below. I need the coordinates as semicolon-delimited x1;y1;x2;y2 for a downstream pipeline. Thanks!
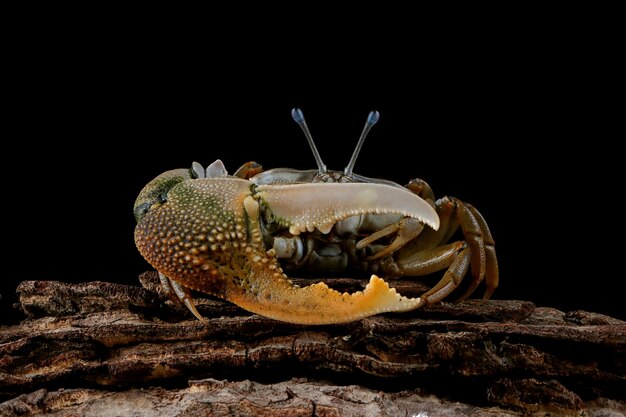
134;110;498;324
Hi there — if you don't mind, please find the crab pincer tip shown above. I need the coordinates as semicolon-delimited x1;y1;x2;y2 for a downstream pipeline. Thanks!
291;108;305;123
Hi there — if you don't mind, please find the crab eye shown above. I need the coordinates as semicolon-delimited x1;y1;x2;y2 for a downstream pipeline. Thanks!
134;168;192;224
158;190;168;203
134;189;169;222
133;202;152;222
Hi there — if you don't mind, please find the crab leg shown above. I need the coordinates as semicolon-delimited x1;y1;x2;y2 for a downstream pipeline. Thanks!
419;246;471;304
356;218;425;260
454;198;486;283
396;197;458;257
456;203;499;300
392;196;497;301
350;180;442;260
158;272;206;321
396;241;467;276
438;198;461;246
406;178;436;208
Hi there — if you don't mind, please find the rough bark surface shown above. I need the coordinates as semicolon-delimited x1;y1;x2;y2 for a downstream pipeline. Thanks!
1;273;624;416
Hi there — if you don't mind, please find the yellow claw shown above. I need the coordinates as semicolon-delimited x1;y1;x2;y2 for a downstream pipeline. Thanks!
230;272;424;325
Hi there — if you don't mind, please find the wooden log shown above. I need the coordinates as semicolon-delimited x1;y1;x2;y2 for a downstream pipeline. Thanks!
0;274;624;416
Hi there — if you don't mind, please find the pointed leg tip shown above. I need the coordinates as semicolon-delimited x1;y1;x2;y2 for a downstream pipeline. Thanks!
183;298;207;321
482;288;496;300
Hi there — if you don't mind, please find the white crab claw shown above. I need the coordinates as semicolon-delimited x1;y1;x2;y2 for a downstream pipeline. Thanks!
255;182;439;234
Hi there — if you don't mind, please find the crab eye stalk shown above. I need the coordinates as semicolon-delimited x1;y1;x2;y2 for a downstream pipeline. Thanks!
344;110;379;177
133;202;151;222
133;168;192;223
291;108;327;174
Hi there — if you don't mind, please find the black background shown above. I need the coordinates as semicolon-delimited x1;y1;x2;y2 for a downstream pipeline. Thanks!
2;30;622;321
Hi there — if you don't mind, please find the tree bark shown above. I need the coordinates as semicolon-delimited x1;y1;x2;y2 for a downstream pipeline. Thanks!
1;273;624;416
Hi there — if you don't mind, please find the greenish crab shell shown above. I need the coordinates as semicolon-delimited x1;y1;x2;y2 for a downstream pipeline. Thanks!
134;170;439;324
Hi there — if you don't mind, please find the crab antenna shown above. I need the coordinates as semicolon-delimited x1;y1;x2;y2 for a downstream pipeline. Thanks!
344;110;380;176
291;108;327;174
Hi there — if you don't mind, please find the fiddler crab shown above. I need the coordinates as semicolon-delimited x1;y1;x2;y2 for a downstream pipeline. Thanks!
134;109;498;324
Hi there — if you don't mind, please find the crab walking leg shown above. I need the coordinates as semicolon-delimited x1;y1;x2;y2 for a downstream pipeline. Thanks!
406;178;436;209
437;198;461;246
395;197;493;301
396;241;467;276
169;278;207;321
456;204;499;301
352;177;444;259
420;247;472;304
403;183;462;250
396;197;458;258
453;198;486;283
357;218;425;260
158;272;207;321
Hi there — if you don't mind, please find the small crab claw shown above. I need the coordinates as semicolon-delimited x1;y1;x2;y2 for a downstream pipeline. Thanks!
255;182;440;235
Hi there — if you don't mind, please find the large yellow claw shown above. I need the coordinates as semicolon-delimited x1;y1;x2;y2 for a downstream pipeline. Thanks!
134;177;430;324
